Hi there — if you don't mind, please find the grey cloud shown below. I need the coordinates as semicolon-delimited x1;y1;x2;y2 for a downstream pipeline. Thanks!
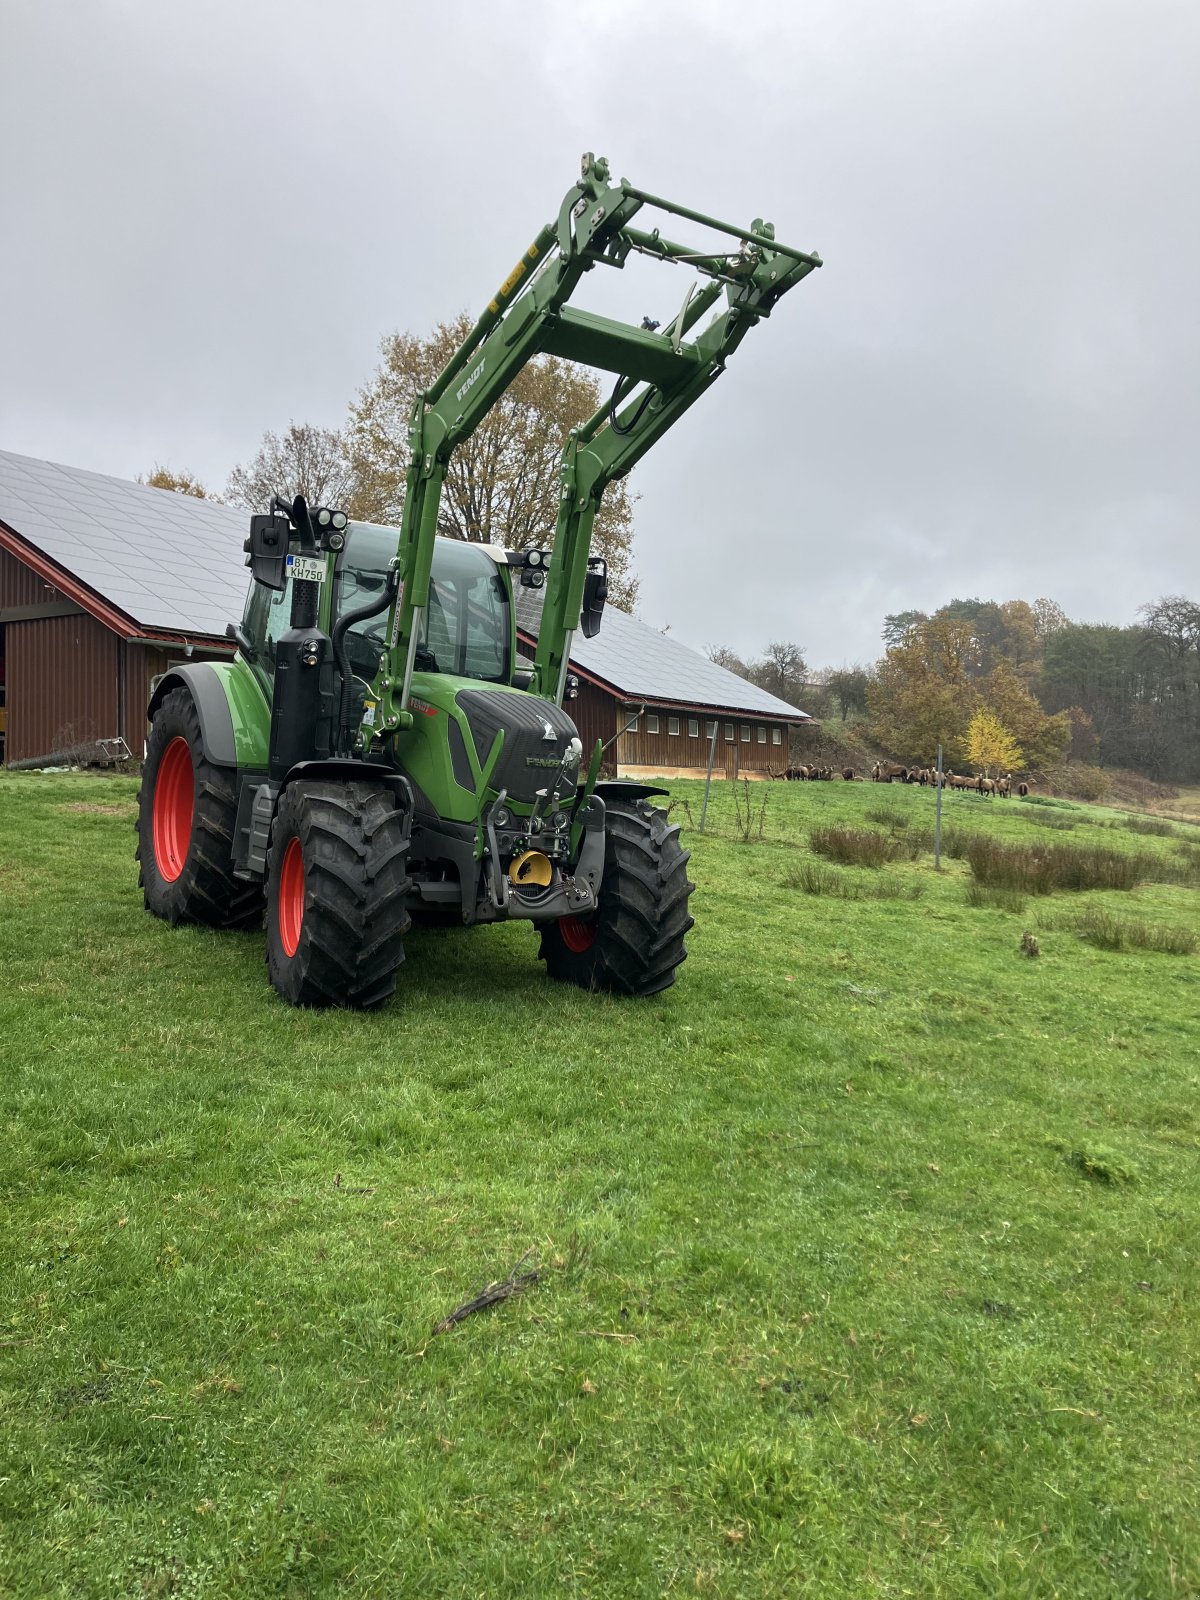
2;0;1196;668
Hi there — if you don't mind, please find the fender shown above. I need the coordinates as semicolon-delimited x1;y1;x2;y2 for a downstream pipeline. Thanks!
591;780;670;802
147;660;270;770
148;663;237;767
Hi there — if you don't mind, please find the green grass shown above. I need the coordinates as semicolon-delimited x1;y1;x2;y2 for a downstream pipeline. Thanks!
1;772;1198;1598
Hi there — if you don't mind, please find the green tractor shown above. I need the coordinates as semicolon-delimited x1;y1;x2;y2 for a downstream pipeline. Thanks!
136;154;822;1007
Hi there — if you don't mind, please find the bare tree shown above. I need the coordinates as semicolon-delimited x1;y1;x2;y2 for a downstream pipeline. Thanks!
705;644;752;678
225;422;357;514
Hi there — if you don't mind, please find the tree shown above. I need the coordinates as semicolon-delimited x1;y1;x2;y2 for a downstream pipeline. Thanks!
881;610;928;649
825;666;871;722
1031;597;1069;640
139;466;211;498
348;315;638;608
867;616;980;763
750;640;808;704
966;710;1022;777
706;645;751;678
979;661;1069;771
225;422;357;514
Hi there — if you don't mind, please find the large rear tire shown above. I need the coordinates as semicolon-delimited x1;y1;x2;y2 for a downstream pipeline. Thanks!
538;798;694;997
136;687;263;929
265;781;412;1009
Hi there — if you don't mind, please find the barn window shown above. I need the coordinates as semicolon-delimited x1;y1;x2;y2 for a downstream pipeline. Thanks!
688;718;699;738
646;713;660;734
668;716;680;736
757;726;766;744
772;727;782;745
724;724;734;741
707;720;718;737
625;713;639;734
741;724;750;742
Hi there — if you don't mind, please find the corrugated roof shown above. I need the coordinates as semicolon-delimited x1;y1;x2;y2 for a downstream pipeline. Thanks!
0;448;248;639
515;587;809;720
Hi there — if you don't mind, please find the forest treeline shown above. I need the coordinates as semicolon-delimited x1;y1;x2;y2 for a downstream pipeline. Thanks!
712;595;1200;785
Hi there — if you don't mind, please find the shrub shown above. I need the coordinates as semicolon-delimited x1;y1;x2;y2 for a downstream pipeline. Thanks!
785;861;925;901
965;838;1147;894
809;826;901;868
965;883;1028;913
865;804;907;828
1070;1145;1139;1185
1043;764;1113;803
1075;908;1197;955
1122;815;1174;838
790;863;842;896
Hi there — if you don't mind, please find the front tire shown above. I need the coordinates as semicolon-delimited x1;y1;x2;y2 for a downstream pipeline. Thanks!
538;798;695;997
136;687;263;928
265;781;412;1009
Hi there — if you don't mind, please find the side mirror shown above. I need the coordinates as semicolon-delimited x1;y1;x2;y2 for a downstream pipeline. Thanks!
580;560;608;639
244;514;290;592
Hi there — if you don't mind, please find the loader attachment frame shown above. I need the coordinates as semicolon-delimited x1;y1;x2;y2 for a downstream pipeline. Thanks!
375;152;821;735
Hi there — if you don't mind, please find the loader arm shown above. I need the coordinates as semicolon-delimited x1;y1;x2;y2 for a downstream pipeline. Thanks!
378;152;822;730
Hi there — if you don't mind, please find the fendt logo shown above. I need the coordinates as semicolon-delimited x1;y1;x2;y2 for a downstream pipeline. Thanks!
455;360;485;404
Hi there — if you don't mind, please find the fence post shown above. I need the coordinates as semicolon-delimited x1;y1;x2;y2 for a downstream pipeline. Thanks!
700;719;719;833
935;743;944;870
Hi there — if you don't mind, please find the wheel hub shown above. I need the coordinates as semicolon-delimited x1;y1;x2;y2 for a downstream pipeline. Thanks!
278;836;305;957
152;736;194;882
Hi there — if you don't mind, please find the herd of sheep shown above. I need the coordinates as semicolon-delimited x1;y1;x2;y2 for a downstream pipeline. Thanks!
772;763;1031;797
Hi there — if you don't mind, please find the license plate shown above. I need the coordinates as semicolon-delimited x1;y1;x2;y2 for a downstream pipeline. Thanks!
286;554;325;584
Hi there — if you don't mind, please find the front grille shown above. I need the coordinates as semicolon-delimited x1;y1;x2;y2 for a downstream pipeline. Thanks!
455;688;579;803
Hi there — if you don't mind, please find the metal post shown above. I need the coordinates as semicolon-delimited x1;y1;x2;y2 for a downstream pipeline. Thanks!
700;718;719;832
935;743;944;870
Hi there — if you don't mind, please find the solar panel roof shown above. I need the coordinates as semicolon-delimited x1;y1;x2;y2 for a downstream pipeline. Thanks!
0;448;249;639
515;587;809;720
0;448;809;718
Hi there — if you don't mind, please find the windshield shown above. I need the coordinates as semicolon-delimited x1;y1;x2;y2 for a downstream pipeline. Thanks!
337;525;511;684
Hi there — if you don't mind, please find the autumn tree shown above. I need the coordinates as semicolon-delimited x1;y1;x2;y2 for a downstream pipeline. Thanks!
348;315;638;608
978;661;1069;771
966;710;1022;777
139;466;211;498
225;422;357;514
867;615;980;763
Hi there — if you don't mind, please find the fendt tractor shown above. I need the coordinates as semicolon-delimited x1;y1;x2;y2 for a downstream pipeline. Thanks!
136;154;822;1007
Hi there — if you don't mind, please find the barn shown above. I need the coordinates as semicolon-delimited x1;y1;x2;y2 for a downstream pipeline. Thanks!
0;447;809;771
514;589;809;778
0;449;241;765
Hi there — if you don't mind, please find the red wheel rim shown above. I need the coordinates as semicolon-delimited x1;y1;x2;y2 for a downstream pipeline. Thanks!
558;914;597;954
152;737;194;882
278;836;305;958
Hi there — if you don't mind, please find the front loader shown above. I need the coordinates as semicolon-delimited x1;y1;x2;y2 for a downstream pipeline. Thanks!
136;153;822;1007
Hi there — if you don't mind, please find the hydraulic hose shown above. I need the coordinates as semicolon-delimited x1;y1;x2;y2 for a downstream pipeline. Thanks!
330;569;399;755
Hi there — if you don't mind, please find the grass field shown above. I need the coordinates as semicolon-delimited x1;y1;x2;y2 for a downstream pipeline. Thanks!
1;772;1198;1598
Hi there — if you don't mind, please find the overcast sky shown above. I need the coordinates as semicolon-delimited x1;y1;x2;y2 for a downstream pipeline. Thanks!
3;0;1197;669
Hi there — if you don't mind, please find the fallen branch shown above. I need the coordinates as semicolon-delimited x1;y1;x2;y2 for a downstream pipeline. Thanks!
431;1249;539;1336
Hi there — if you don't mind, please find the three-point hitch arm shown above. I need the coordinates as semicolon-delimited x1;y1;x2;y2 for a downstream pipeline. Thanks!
382;153;822;719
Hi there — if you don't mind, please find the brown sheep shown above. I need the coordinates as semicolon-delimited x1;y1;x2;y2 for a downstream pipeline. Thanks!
842;767;855;781
1017;782;1030;797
